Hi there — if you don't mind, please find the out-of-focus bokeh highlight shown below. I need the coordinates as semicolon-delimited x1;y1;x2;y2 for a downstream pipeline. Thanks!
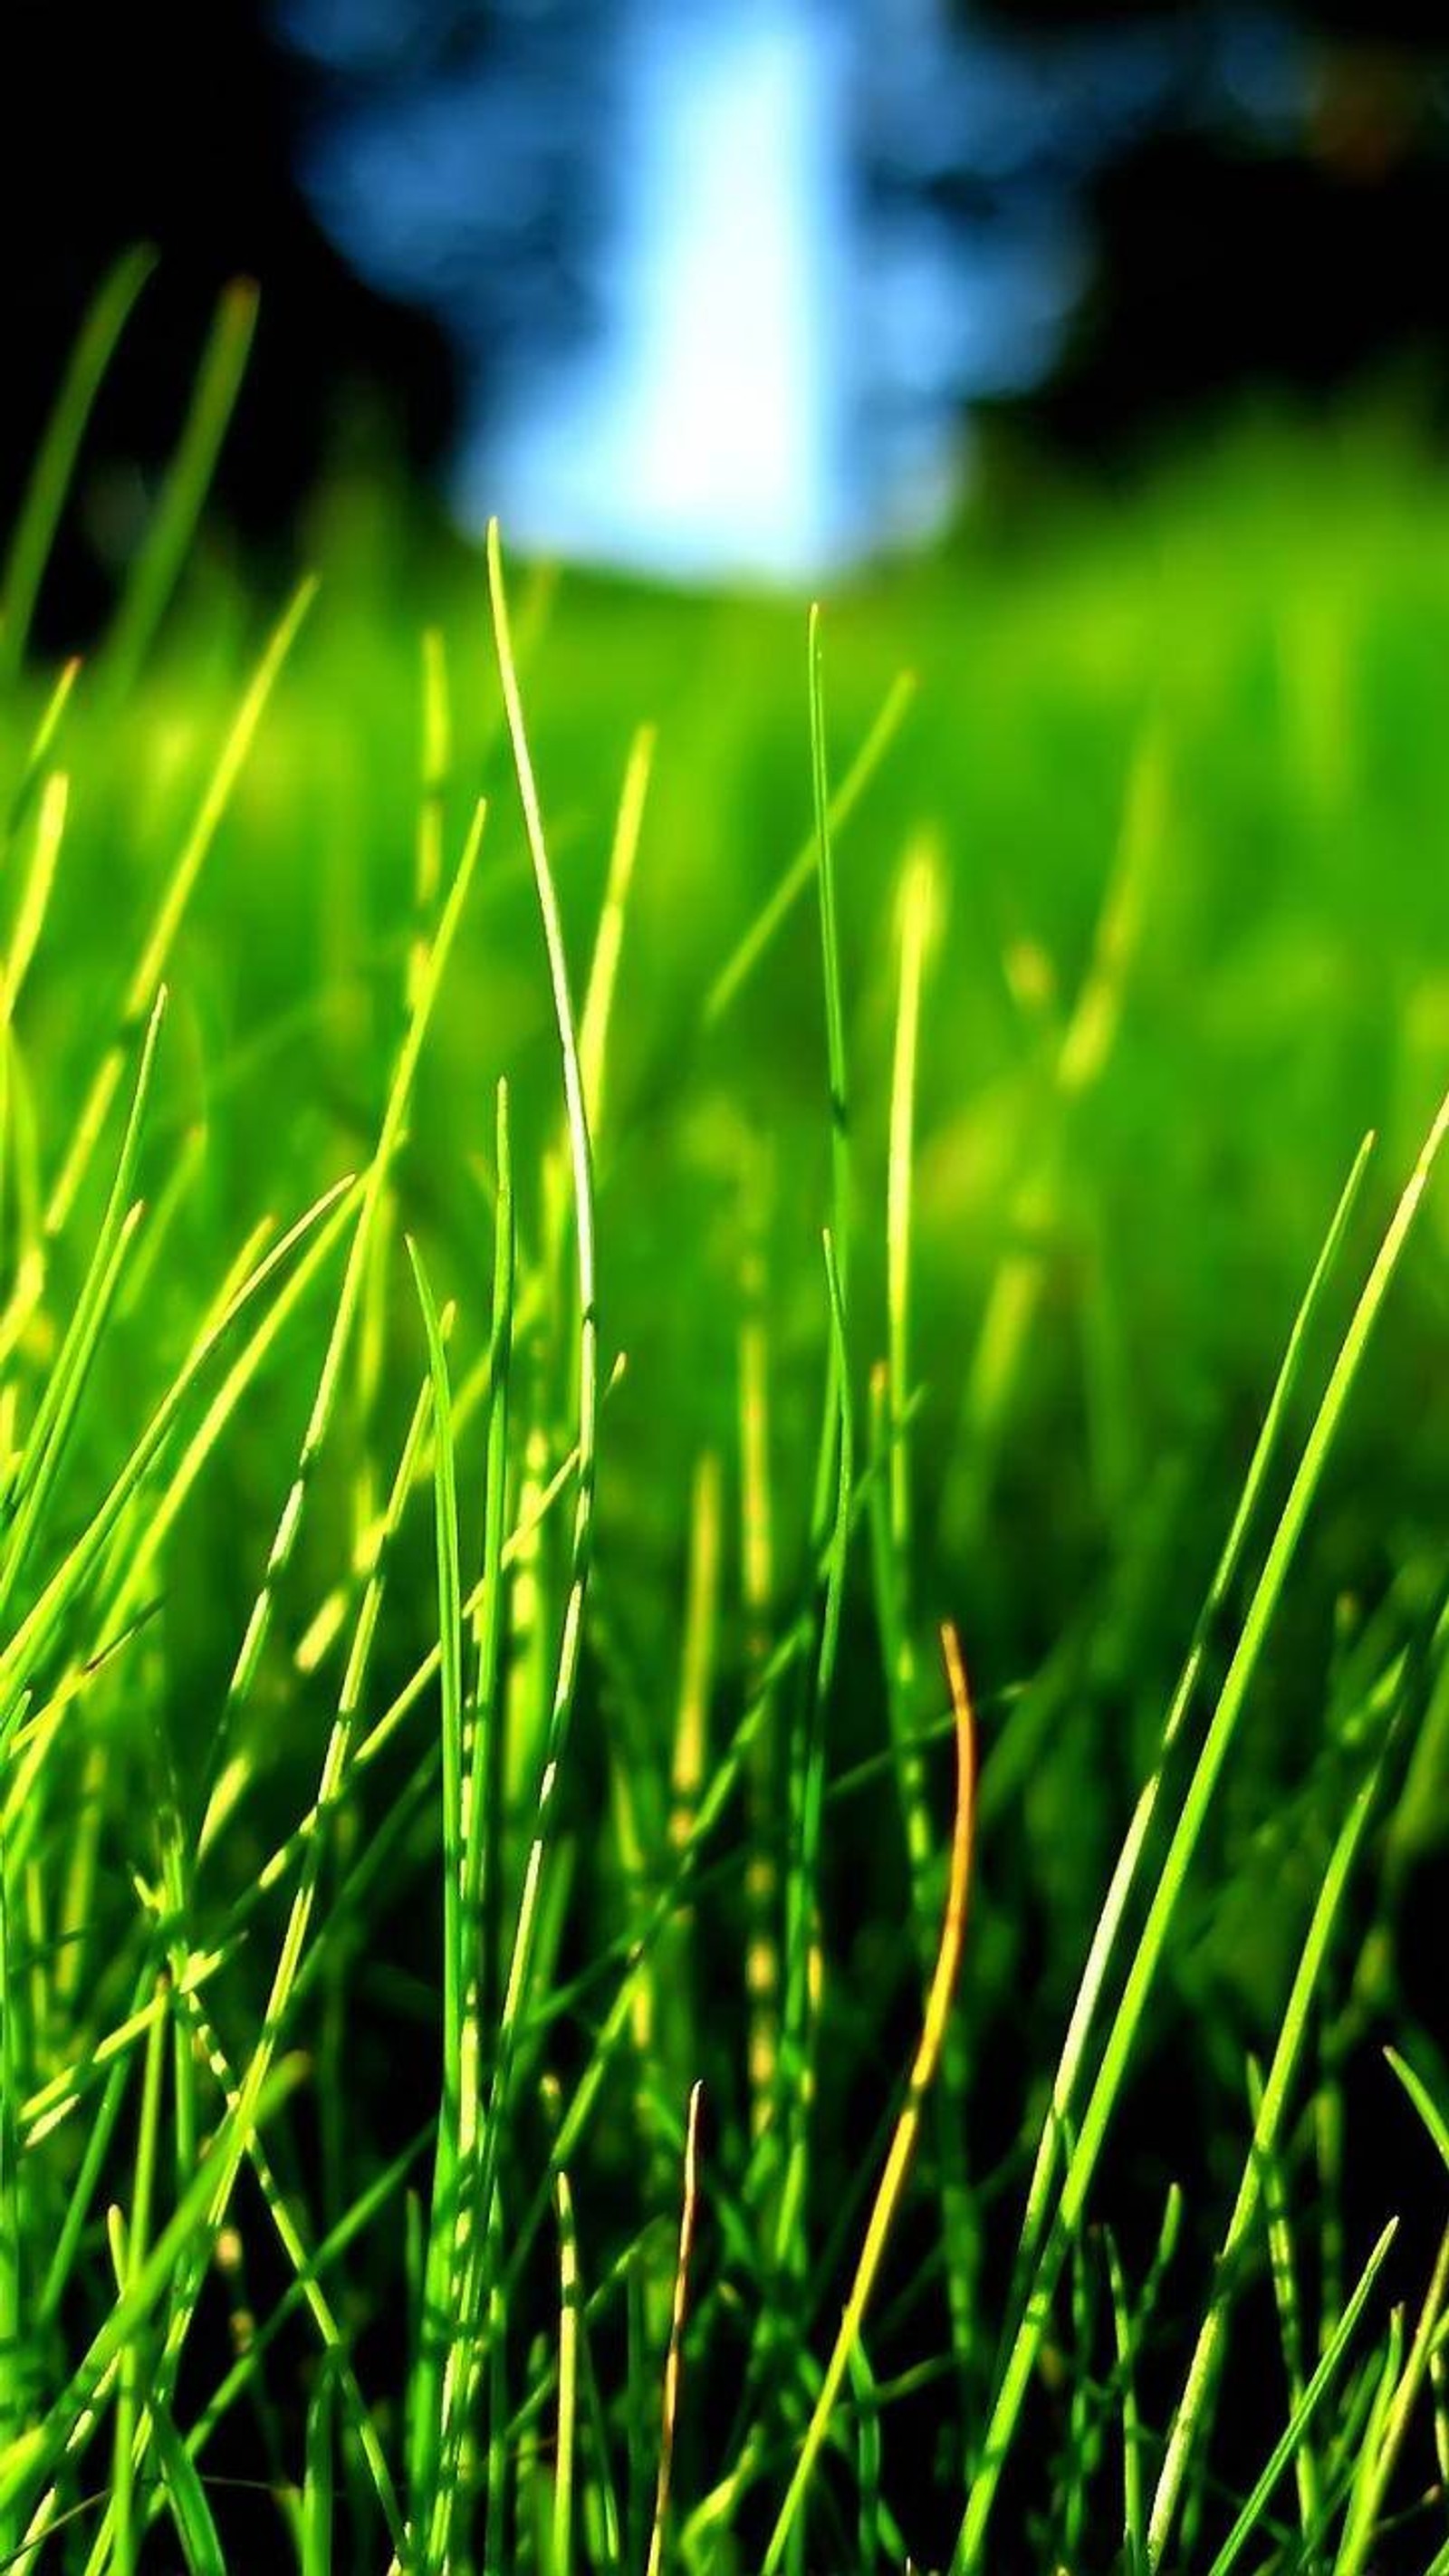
5;0;1449;610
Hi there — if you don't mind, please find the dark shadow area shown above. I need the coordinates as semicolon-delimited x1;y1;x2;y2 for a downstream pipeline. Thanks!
0;0;458;648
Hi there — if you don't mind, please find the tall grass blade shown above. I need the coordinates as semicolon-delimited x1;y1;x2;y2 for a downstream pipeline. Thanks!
705;669;916;1026
200;802;482;1844
1147;1739;1391;2562
760;1625;974;2576
1201;2219;1399;2576
644;2081;704;2576
0;245;155;683
101;278;259;702
954;1086;1449;2572
46;578;316;1244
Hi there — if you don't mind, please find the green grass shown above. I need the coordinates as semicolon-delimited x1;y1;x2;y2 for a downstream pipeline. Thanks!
2;302;1449;2569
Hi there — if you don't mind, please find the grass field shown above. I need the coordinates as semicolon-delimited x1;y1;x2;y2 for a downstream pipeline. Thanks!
2;332;1449;2572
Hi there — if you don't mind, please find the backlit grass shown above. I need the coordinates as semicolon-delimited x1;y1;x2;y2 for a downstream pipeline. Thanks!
1;276;1448;2571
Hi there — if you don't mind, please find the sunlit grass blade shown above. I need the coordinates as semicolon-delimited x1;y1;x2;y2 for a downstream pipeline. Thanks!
759;607;854;2275
1199;2219;1400;2576
760;1624;974;2576
149;2403;227;2576
771;1227;852;2273
0;1174;355;1731
809;604;850;1312
1147;1735;1392;2563
1;770;66;1024
0;245;155;684
0;1815;21;2551
644;2080;704;2576
579;722;653;1142
553;2152;580;2576
1251;2056;1319;2548
462;520;597;2365
0;766;66;1332
91;1185;359;1658
954;1084;1449;2572
705;667;916;1026
46;576;317;1243
105;1322;443;2559
100;277;259;703
1105;2191;1183;2576
1388;2048;1449;2174
403;1238;469;2555
0;987;166;1623
0;2054;307;2530
943;726;1168;1546
18;1942;225;2154
868;831;978;2400
200;800;482;1846
1338;2217;1449;2576
409;626;451;1005
1013;1130;1372;2275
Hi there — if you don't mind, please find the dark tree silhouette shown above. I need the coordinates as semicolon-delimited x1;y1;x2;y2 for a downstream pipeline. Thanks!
1;0;459;644
960;2;1449;450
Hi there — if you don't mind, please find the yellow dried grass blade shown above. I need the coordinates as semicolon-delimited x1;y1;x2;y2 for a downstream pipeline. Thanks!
645;2081;705;2576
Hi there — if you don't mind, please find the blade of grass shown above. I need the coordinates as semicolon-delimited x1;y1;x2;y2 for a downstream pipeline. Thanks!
849;2338;882;2576
705;668;916;1026
1338;2219;1449;2576
1252;2056;1321;2549
760;1624;975;2576
302;2360;335;2576
869;831;978;2406
108;1968;167;2576
738;1139;781;2151
99;278;259;704
0;1175;356;1735
403;1240;468;2547
943;726;1167;1547
1014;1132;1371;2281
1106;2187;1184;2576
761;607;854;2267
1387;2048;1449;2174
149;2404;227;2576
954;1085;1449;2573
553;2156;580;2576
1201;2221;1400;2576
0;2055;307;2528
45;576;317;1243
644;2081;704;2576
0;988;166;1623
771;1227;853;2273
477;519;597;2154
1;772;66;1028
0;1817;20;2557
1332;2303;1406;2574
199;801;482;1848
177;2126;429;2492
1147;1735;1393;2562
415;524;599;2565
810;605;850;1315
579;724;653;1142
0;245;156;684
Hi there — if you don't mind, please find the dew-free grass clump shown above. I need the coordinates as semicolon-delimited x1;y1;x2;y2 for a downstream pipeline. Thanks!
2;276;1449;2572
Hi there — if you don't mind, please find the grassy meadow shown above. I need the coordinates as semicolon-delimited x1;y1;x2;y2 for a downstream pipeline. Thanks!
2;315;1449;2571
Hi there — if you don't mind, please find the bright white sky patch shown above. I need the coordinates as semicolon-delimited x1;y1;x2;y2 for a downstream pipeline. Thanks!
465;0;863;581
